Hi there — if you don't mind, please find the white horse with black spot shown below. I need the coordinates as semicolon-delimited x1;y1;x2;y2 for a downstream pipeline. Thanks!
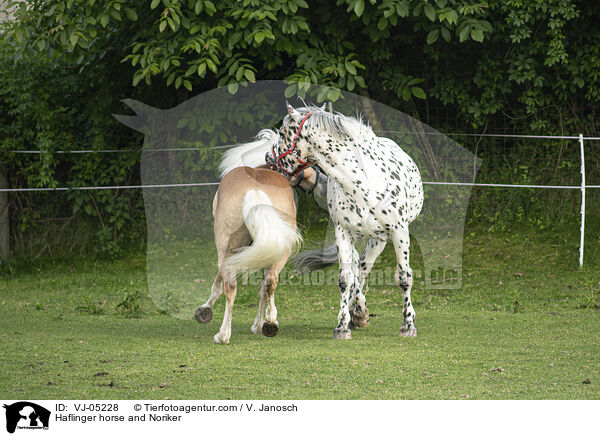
267;103;424;339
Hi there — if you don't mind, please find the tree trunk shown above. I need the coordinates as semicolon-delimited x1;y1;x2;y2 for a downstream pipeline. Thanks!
0;169;9;260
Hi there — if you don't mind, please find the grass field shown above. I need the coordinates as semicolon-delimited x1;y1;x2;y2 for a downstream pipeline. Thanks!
1;226;599;399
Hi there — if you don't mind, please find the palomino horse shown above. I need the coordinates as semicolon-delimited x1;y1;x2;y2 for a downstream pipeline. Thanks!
269;103;424;340
194;166;301;344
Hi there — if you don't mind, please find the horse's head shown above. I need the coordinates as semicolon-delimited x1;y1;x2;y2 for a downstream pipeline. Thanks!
267;102;319;178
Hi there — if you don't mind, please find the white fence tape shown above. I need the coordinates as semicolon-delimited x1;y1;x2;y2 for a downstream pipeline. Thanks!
0;133;596;267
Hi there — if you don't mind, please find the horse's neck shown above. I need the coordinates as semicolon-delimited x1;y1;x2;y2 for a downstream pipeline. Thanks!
310;141;365;190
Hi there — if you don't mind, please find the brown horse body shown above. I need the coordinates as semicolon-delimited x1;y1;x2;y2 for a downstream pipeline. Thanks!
194;166;301;344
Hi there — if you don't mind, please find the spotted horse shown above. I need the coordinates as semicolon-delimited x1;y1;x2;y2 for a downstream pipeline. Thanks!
268;103;424;339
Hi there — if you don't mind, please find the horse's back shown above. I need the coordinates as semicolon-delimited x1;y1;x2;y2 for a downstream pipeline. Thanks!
215;166;296;226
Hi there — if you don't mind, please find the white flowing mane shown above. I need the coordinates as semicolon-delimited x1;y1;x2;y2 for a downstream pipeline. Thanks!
294;105;376;145
218;129;278;177
218;106;376;178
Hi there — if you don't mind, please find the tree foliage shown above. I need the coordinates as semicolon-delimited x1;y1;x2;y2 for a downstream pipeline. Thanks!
1;0;599;257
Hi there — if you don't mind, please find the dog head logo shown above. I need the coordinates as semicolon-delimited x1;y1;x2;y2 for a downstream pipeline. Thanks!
113;81;479;322
3;402;50;434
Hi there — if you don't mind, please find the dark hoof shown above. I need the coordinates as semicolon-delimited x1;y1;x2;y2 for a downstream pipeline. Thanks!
399;325;417;337
350;309;370;329
333;328;352;340
262;322;279;337
194;306;213;324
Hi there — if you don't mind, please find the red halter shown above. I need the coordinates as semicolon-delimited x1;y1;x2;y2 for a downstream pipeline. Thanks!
271;111;313;177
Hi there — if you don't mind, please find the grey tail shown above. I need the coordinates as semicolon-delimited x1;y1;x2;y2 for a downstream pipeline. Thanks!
291;243;338;273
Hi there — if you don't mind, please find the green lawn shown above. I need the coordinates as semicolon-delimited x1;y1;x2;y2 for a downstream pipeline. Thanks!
1;228;599;399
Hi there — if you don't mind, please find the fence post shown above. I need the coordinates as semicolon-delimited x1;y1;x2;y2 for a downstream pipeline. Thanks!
579;133;585;269
0;169;9;261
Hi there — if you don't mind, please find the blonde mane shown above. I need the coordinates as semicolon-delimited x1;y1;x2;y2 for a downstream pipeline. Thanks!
218;129;279;178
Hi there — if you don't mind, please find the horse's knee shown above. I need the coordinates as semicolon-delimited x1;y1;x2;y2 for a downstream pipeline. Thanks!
395;267;412;291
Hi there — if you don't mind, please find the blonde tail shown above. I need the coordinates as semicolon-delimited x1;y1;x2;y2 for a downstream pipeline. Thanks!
222;190;301;277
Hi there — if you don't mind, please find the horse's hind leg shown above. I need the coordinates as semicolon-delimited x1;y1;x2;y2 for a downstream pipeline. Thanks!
392;226;417;337
213;277;237;344
195;273;223;324
358;239;387;293
196;218;229;325
350;239;387;329
261;258;287;337
250;273;268;334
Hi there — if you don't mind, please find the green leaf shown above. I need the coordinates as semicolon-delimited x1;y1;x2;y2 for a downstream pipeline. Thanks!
167;17;176;32
411;87;426;99
204;1;216;15
235;66;244;81
284;85;297;99
185;64;197;77
426;29;439;45
396;0;409;17
345;60;357;75
471;29;484;42
205;59;217;73
316;86;328;103
244;69;255;82
195;0;203;14
354;0;365;17
70;34;78;46
423;3;436;21
77;37;88;49
347;75;356;91
183;80;192;91
458;25;470;42
159;20;167;32
124;8;138;21
37;39;45;51
150;0;161;10
197;63;207;77
254;32;265;43
227;82;239;94
441;26;450;41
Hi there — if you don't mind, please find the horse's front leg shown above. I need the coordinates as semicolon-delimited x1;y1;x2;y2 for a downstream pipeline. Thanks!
392;226;417;337
333;224;359;340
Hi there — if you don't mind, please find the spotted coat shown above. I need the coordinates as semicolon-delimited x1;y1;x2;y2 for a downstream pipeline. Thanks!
274;104;424;339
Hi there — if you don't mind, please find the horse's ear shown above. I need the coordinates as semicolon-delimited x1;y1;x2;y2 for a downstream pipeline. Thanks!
113;99;157;133
120;99;153;116
286;101;301;122
320;103;326;111
112;114;145;133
